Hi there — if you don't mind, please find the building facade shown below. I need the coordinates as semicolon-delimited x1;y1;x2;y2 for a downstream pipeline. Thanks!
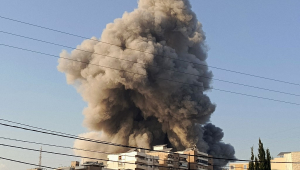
107;144;212;170
228;162;248;170
182;147;213;170
271;152;300;170
147;144;188;170
56;161;105;170
107;149;160;170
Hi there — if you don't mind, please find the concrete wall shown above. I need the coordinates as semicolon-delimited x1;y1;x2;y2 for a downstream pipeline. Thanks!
271;157;285;170
229;162;248;170
291;152;300;170
107;151;159;170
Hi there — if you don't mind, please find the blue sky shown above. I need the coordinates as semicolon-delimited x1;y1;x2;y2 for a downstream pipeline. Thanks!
0;0;300;169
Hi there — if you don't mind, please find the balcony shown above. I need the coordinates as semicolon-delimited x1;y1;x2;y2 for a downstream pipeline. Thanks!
166;160;174;167
167;154;174;160
196;159;208;166
135;163;147;170
179;157;187;162
179;162;188;167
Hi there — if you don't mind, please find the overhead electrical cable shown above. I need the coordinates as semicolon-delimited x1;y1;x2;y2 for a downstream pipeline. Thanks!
0;156;56;169
0;30;299;97
0;121;299;164
1;44;299;106
0;141;299;164
0;136;185;164
0;143;207;169
0;15;299;86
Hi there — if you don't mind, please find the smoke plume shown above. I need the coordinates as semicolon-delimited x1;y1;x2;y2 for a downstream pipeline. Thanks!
58;0;235;167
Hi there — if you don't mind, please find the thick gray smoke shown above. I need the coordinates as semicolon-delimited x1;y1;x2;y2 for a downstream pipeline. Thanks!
57;0;234;167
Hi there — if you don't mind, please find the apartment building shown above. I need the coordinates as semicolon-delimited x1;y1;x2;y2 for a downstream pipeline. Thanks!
147;144;188;170
56;161;105;170
107;145;212;170
228;162;248;170
107;148;160;170
271;152;300;170
182;147;213;170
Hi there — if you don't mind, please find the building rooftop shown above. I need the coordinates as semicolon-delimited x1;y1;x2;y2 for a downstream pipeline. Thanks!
277;152;291;156
153;144;167;147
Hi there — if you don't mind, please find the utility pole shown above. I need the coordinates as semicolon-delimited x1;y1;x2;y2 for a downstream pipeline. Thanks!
39;146;42;169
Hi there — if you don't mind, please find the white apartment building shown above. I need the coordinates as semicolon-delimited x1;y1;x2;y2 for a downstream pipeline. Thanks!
107;149;160;170
107;145;211;170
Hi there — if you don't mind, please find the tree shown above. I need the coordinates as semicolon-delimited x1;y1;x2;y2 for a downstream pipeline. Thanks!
249;139;271;170
254;156;259;170
258;138;266;170
266;149;271;170
249;147;255;170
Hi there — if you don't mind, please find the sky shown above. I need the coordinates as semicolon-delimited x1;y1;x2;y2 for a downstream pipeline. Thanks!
0;0;300;169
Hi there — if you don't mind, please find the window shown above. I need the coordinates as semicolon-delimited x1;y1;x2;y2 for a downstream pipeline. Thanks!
196;159;208;165
244;165;247;169
180;158;187;161
168;154;174;159
150;159;152;161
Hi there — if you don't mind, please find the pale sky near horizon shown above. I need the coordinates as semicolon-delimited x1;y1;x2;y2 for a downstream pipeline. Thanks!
0;1;300;170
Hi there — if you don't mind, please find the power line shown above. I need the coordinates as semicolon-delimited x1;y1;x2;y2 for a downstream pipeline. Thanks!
0;139;299;165
0;136;185;164
0;140;223;169
1;43;299;106
0;135;216;166
0;120;297;164
0;156;56;169
0;122;241;162
0;143;203;169
0;15;299;87
1;30;299;97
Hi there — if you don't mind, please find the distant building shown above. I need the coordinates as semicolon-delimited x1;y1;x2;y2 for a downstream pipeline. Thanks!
229;152;300;170
107;148;159;170
271;152;300;170
56;161;105;170
182;147;213;170
147;144;188;170
228;162;248;170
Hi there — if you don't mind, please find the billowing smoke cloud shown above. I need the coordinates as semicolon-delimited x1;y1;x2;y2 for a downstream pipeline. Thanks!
58;0;234;167
203;123;236;167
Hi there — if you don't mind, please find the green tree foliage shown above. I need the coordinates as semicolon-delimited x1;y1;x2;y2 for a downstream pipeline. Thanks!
249;147;255;170
258;139;266;170
254;156;259;170
249;139;271;170
266;149;271;170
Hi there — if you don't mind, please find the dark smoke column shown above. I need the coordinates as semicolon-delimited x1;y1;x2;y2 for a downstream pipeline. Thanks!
57;0;235;167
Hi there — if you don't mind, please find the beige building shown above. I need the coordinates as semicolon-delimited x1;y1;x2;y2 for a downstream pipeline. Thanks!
229;162;248;170
229;152;300;170
147;144;188;170
181;147;213;170
55;161;106;170
271;152;300;170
